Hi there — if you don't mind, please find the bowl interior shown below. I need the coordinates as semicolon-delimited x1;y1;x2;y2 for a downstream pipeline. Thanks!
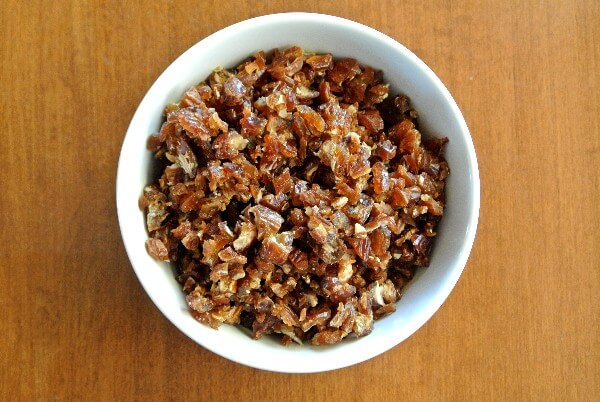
117;13;479;373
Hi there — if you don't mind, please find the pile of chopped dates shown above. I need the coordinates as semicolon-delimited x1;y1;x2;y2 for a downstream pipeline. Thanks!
140;46;449;345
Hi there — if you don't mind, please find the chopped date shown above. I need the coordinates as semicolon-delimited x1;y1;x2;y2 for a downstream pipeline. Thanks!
145;238;169;261
259;232;294;265
141;46;449;345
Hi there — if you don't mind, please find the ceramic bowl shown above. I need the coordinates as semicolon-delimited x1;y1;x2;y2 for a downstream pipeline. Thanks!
116;12;480;373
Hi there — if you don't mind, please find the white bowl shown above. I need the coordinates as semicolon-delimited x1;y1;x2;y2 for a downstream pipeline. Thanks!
116;12;480;373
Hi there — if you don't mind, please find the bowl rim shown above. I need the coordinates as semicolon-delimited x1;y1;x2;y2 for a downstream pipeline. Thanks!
116;12;480;373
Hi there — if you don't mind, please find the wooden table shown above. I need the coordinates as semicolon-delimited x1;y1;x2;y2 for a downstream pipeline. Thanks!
1;1;598;400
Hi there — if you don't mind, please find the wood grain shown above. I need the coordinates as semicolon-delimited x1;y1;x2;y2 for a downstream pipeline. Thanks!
1;1;598;400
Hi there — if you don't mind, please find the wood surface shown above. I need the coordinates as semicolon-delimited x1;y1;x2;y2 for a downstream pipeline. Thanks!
1;1;598;400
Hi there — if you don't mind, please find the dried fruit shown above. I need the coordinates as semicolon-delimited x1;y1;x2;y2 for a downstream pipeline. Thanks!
259;232;294;265
145;238;169;261
141;46;449;346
